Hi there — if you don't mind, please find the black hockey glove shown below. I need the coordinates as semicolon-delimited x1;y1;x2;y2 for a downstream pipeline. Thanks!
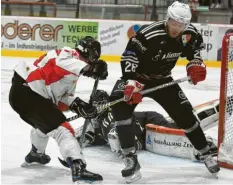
83;60;108;80
70;98;97;119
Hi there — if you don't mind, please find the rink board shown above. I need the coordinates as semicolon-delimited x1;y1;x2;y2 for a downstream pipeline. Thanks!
1;15;233;68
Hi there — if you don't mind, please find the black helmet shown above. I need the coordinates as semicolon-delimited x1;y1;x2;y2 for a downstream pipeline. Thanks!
92;90;110;107
75;36;101;63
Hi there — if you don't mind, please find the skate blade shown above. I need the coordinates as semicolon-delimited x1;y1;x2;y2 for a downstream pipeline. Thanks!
210;172;218;179
21;161;45;168
21;161;30;167
125;170;142;184
73;180;102;184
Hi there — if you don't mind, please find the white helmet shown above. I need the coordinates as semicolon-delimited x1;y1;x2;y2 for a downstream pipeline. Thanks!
166;1;192;26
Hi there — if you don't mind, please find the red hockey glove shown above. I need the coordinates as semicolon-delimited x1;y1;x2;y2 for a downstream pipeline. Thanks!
186;59;206;85
124;80;144;104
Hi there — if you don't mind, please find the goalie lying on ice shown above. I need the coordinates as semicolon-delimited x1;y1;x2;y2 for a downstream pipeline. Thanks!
74;90;227;161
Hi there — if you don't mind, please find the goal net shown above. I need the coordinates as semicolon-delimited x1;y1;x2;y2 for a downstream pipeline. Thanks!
218;33;233;169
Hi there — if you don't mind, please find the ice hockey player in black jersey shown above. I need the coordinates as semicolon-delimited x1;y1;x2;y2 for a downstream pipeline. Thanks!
109;1;220;182
75;90;219;162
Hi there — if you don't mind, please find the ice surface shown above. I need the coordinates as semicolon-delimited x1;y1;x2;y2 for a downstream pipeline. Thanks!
1;57;233;184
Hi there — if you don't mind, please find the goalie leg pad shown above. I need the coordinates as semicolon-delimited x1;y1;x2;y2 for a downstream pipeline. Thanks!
108;127;121;153
149;84;209;152
30;128;49;153
50;124;85;162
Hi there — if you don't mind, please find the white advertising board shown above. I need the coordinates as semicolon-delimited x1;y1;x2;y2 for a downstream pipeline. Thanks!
1;16;233;62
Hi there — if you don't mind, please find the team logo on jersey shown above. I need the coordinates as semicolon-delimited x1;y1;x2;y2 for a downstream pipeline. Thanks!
146;134;152;145
182;34;191;46
178;91;187;100
161;52;182;60
117;82;125;89
152;50;162;62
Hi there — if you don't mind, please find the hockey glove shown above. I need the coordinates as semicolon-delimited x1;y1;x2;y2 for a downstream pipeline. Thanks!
70;97;97;119
124;80;144;104
186;59;206;85
83;60;108;80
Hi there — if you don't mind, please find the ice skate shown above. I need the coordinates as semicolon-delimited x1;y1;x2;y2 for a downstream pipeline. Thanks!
21;145;51;167
203;154;220;178
67;157;103;183
194;137;218;161
121;153;141;183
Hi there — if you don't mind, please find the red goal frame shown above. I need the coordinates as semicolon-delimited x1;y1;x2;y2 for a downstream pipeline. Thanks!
218;33;233;169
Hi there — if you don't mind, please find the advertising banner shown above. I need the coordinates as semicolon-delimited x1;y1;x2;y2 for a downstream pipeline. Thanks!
1;16;98;51
98;21;225;61
194;24;219;60
99;20;146;56
2;16;233;63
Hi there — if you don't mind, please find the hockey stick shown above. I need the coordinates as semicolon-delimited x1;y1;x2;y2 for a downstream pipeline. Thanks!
79;77;99;147
66;114;80;122
66;76;191;120
96;76;191;113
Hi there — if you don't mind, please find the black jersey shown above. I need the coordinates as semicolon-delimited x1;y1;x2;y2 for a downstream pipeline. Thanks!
94;110;173;147
121;20;204;82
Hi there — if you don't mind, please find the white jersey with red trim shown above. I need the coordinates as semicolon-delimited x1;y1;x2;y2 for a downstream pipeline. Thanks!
14;47;88;108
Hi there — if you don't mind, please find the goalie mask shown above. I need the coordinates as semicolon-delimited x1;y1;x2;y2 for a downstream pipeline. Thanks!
75;36;101;63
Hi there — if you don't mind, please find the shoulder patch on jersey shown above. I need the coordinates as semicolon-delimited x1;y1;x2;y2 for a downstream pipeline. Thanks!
182;34;191;46
123;50;136;56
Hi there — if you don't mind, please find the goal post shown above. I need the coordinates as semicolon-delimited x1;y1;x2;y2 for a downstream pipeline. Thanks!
218;33;233;169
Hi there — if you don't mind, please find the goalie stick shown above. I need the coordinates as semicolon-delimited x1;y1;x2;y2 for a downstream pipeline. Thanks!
58;76;190;168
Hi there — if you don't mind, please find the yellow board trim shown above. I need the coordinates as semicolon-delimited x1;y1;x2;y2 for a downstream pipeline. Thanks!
1;49;222;68
1;50;46;58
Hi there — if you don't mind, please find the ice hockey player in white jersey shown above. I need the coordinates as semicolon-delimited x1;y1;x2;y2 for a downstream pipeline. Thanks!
8;36;108;183
74;90;233;162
